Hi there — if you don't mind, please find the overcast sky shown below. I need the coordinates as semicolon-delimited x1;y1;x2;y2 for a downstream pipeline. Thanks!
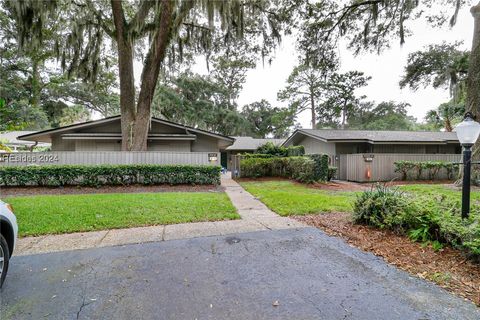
226;5;474;129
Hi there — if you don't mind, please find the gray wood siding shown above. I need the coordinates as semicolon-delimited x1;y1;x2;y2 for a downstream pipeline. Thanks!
147;141;191;152
342;153;461;182
298;136;336;155
0;152;220;166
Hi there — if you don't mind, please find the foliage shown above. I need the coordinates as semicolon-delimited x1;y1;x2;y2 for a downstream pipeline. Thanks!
348;101;418;131
0;164;221;187
241;153;275;159
9;192;238;237
328;166;337;181
308;154;329;182
241;100;295;138
7;0;291;150
400;42;469;99
423;101;465;132
277;59;337;128
0;5;117;129
353;184;480;258
352;184;407;228
240;156;317;183
255;142;305;157
300;1;463;56
240;180;355;216
394;161;459;181
153;72;245;135
319;71;371;128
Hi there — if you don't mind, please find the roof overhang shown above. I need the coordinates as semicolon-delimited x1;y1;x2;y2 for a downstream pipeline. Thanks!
283;129;460;146
18;116;234;143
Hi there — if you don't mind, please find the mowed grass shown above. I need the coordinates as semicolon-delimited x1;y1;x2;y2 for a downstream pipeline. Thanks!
7;192;239;237
240;180;356;216
398;184;480;202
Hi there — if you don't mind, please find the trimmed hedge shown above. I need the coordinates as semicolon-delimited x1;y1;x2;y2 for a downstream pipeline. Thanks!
0;164;221;187
240;156;316;183
240;154;330;183
394;161;459;180
308;154;329;181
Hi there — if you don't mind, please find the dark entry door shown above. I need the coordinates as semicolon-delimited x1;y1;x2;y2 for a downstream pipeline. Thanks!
220;152;228;168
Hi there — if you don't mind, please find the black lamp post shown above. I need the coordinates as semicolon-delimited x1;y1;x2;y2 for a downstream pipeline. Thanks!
455;112;480;218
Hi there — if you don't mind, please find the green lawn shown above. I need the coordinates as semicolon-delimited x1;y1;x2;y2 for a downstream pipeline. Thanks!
240;180;356;216
7;192;239;237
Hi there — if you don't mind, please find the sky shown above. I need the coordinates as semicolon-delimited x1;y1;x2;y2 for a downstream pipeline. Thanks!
222;4;474;129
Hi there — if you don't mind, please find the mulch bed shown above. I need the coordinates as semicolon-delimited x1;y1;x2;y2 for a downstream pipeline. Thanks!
0;184;223;197
294;212;480;306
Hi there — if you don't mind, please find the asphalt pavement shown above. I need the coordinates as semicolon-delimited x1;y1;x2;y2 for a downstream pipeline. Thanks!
1;227;479;320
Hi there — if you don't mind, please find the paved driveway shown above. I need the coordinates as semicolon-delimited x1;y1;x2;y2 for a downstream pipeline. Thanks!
1;228;478;320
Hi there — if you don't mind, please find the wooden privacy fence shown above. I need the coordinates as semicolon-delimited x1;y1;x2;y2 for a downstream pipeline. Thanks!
338;153;461;182
0;151;220;166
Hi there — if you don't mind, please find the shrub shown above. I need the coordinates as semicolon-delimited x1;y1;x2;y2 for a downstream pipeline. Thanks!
308;154;329;181
353;185;480;258
241;153;275;159
327;166;337;181
0;164;221;187
286;145;305;157
352;184;407;228
255;142;305;157
240;156;316;183
394;160;459;181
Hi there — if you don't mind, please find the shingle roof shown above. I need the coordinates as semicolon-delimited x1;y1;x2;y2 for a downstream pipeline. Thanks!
226;137;286;151
291;129;459;144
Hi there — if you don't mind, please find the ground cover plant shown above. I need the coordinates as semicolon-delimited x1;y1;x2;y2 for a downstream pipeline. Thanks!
353;184;480;258
239;180;355;216
8;192;238;237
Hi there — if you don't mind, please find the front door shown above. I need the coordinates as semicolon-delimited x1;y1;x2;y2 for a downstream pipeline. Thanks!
220;152;228;169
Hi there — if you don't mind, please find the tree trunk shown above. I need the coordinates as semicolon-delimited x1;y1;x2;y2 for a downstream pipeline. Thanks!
132;1;175;151
464;1;480;184
111;1;136;151
341;103;347;129
310;89;316;129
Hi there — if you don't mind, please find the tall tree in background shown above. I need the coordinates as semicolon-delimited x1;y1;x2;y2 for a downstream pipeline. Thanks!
241;100;295;138
8;0;287;151
348;101;418;131
152;72;245;135
210;43;256;106
400;42;469;100
320;71;371;129
424;102;466;132
278;54;338;129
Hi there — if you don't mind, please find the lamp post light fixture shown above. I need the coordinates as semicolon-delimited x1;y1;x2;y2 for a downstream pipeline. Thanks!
455;112;480;218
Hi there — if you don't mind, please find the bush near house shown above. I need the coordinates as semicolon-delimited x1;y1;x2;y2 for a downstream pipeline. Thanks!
255;142;305;157
240;153;329;183
0;164;221;187
353;184;480;258
394;161;459;180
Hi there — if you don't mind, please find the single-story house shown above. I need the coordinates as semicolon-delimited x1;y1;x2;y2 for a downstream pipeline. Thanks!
283;129;461;156
283;129;462;182
0;131;50;152
18;116;233;153
223;136;285;170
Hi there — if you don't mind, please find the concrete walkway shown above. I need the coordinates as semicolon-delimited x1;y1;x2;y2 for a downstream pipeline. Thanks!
15;174;304;256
